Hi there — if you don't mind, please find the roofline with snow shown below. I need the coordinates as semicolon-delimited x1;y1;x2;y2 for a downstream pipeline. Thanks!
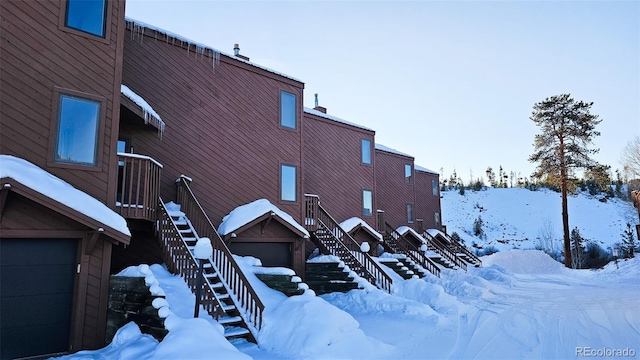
124;18;303;86
374;143;414;159
221;211;308;241
303;107;375;133
0;177;130;244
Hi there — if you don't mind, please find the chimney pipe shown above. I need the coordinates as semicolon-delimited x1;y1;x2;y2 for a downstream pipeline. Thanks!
233;44;240;56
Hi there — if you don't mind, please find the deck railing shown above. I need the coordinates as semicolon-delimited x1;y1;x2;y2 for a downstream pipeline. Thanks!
158;200;226;319
176;177;264;332
380;222;441;278
115;153;162;221
304;195;392;293
422;231;467;271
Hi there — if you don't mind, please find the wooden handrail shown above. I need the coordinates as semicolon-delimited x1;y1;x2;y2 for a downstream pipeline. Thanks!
381;222;440;278
157;200;227;319
305;195;392;293
421;231;467;270
175;178;264;332
115;153;162;221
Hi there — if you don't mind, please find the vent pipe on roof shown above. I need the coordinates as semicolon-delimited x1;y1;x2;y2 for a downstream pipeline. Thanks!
233;43;250;61
313;93;327;113
314;93;318;107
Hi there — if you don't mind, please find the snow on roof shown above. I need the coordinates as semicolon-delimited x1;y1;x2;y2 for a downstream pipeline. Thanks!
426;228;448;240
303;107;374;132
396;226;424;241
415;164;438;175
121;84;165;133
125;17;302;83
374;143;413;158
218;199;309;238
339;217;383;241
0;155;130;237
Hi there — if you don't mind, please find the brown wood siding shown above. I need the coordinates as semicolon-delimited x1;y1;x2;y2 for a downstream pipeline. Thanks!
121;28;304;226
415;170;442;230
374;149;416;228
0;193;116;352
302;113;376;227
0;0;124;205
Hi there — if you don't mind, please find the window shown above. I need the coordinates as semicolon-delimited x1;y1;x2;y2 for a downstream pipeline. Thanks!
362;190;373;217
54;93;101;166
65;0;107;37
407;203;414;224
280;164;297;202
280;91;296;129
434;212;441;229
405;164;413;184
432;179;439;196
361;139;371;165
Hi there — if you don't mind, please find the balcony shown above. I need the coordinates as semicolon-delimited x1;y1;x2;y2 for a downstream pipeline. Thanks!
116;153;163;222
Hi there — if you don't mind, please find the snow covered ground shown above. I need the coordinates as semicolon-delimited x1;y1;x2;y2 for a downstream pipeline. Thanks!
58;250;640;360
441;187;637;253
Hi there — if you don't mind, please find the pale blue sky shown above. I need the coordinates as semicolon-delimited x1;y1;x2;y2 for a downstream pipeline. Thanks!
126;0;639;183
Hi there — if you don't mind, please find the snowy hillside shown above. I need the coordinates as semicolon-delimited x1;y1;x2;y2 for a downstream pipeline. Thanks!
441;187;637;254
59;251;640;359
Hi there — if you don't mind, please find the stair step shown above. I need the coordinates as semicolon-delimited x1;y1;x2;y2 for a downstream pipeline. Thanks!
224;326;250;338
216;293;230;300
222;303;236;311
218;316;242;325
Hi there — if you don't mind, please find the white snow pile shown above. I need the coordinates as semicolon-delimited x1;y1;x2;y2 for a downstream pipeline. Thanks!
482;249;568;274
339;217;383;241
441;187;637;252
218;199;309;238
0;154;130;237
120;84;165;132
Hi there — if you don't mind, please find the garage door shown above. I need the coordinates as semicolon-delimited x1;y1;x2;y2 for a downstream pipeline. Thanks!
1;238;77;359
229;242;292;268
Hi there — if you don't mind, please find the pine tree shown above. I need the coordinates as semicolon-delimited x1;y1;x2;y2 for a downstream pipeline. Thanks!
622;223;636;258
529;94;602;268
473;215;484;238
570;227;586;269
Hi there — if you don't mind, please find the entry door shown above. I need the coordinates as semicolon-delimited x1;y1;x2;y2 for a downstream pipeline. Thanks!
0;238;77;359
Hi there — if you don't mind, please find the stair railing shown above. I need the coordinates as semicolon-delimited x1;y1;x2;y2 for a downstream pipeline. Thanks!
305;195;392;293
449;236;482;267
158;199;226;319
421;231;467;271
380;222;440;278
175;178;264;332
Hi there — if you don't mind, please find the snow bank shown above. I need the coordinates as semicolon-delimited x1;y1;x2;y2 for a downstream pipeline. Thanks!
0;155;130;237
482;249;567;274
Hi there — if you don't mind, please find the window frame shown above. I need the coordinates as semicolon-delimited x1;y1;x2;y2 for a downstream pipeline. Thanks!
405;164;413;184
434;212;441;229
361;139;372;165
406;203;415;224
279;163;298;203
432;179;439;196
47;87;106;171
58;0;111;44
279;90;297;130
362;189;373;217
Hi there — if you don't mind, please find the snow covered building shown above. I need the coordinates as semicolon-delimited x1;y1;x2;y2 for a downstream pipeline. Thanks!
0;0;131;357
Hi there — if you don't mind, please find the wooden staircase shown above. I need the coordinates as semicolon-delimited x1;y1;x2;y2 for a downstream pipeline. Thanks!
304;195;392;293
156;178;264;342
421;231;467;271
426;230;482;268
377;217;441;278
305;261;362;295
378;257;418;280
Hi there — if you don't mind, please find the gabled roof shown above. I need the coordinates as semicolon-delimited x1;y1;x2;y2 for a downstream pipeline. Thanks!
121;84;165;134
125;18;302;84
339;217;383;242
426;228;449;242
303;107;374;132
0;155;130;243
374;143;413;158
218;199;309;239
396;226;424;242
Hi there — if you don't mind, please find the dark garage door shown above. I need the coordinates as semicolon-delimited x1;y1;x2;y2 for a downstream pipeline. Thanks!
1;238;77;359
230;242;292;268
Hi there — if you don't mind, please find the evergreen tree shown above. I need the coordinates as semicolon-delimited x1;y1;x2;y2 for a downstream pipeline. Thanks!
486;167;496;187
473;215;484;238
529;94;602;268
459;182;465;195
622;223;636;258
570;227;586;269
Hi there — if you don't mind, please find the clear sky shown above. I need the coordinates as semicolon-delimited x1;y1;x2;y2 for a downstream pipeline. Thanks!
126;0;639;183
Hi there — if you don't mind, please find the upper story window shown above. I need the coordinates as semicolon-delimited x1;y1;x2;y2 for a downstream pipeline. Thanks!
280;91;296;130
54;93;101;166
405;164;413;184
407;203;414;224
65;0;107;38
434;212;441;229
361;139;371;165
280;164;297;202
362;190;373;217
432;179;439;196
